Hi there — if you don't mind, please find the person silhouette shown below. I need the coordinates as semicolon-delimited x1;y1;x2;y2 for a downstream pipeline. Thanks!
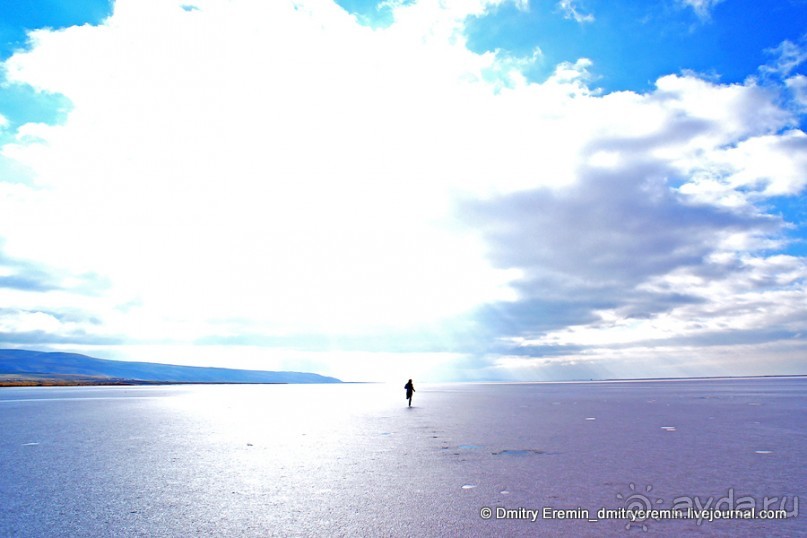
404;379;415;407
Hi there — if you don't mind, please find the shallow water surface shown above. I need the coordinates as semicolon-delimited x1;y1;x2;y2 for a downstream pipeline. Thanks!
1;379;805;537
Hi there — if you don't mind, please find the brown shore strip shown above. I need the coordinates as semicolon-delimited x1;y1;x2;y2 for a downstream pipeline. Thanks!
0;375;289;387
0;374;171;387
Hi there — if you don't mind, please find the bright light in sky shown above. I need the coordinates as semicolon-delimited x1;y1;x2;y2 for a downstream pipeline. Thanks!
0;0;805;381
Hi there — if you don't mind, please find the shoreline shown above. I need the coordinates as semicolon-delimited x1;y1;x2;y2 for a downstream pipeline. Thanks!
1;373;805;388
0;376;291;387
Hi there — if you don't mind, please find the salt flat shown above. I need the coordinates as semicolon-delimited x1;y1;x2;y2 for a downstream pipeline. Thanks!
1;378;805;537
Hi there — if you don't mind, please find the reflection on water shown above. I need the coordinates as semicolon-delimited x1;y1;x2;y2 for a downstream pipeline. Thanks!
142;384;402;449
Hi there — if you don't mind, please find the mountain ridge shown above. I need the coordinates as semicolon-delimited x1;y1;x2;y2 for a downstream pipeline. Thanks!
0;349;341;384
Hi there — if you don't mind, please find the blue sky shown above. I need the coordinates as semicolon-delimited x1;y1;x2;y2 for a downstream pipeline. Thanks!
466;0;807;91
0;1;110;131
337;0;807;93
0;1;110;57
0;0;805;381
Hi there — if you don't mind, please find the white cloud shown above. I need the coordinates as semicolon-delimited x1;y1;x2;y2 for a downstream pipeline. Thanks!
786;74;807;113
678;0;725;20
0;310;64;333
556;0;594;24
763;36;807;77
1;0;529;339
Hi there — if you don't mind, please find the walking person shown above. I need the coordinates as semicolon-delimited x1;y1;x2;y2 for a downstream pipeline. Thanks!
404;379;415;407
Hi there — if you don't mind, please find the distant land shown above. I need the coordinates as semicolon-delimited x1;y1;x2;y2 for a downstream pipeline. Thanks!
0;349;341;386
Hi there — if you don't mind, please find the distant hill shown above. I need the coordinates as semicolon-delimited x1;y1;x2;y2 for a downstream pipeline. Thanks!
0;349;341;384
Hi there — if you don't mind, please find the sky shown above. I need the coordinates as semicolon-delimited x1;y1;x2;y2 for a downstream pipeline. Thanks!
0;0;805;382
